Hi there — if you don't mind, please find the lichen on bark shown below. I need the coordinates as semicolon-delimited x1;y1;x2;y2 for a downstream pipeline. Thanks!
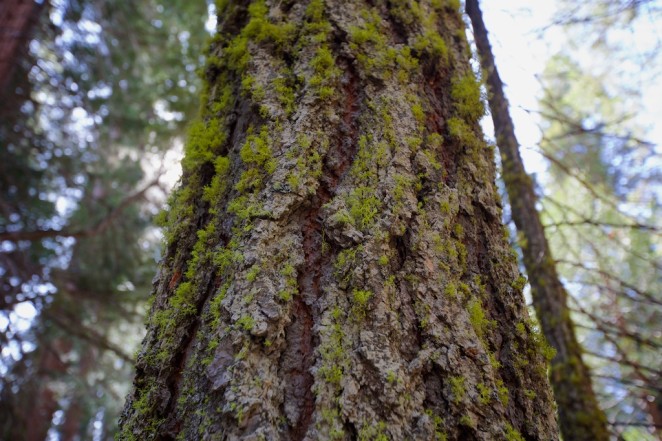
119;1;559;440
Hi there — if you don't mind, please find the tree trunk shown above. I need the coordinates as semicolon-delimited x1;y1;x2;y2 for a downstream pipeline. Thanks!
465;1;610;440
0;0;43;96
119;1;558;439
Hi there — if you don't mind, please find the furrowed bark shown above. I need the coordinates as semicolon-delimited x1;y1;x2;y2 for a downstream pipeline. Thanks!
465;1;610;440
119;1;559;439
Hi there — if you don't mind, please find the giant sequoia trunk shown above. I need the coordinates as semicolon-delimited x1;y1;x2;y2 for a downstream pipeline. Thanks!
465;1;610;440
119;1;558;439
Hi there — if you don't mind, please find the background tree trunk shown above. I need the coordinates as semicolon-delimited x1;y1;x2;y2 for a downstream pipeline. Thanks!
0;0;43;95
120;1;559;439
465;1;610;440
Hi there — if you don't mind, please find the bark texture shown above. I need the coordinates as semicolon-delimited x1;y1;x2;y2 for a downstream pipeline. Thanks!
119;1;559;439
465;1;610;440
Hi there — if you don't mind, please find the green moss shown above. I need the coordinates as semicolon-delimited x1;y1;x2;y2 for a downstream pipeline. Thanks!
459;415;474;428
413;31;449;62
378;255;389;266
202;156;231;205
182;119;226;172
349;9;383;46
352;289;372;307
302;1;339;100
515;321;526;337
349;9;419;81
241;75;265;101
477;382;491;405
468;298;494;340
243;1;295;48
225;36;251;72
334;246;361;278
246;264;260;282
533;330;557;362
425;409;447;441
496;379;509;406
511;275;527;291
239;126;276;174
411;103;426;125
447;0;461;11
305;0;324;22
222;0;295;73
236;314;255;331
444;282;457;298
488;352;502;369
449;375;466;404
447;116;483;152
170;281;196;316
319;319;346;388
358;421;388;441
451;75;484;123
429;0;443;11
504;424;525;441
273;75;295;115
277;262;298;301
347;186;382;230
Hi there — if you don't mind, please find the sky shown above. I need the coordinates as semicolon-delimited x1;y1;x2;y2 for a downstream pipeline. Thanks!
481;0;662;180
480;1;562;174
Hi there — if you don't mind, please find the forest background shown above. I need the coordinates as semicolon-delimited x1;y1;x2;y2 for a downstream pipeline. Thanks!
0;0;660;439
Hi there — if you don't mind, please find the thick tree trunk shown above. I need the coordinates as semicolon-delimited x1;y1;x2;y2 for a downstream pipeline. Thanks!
465;1;610;440
119;1;558;439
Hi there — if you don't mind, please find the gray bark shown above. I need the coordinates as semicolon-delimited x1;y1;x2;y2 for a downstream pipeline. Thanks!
119;1;559;439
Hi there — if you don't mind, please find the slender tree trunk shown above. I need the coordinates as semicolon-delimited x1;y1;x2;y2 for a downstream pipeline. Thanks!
465;1;610;440
120;1;558;439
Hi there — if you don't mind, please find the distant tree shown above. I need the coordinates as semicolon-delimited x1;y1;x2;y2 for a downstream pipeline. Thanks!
465;1;610;440
119;1;558;440
538;55;662;440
